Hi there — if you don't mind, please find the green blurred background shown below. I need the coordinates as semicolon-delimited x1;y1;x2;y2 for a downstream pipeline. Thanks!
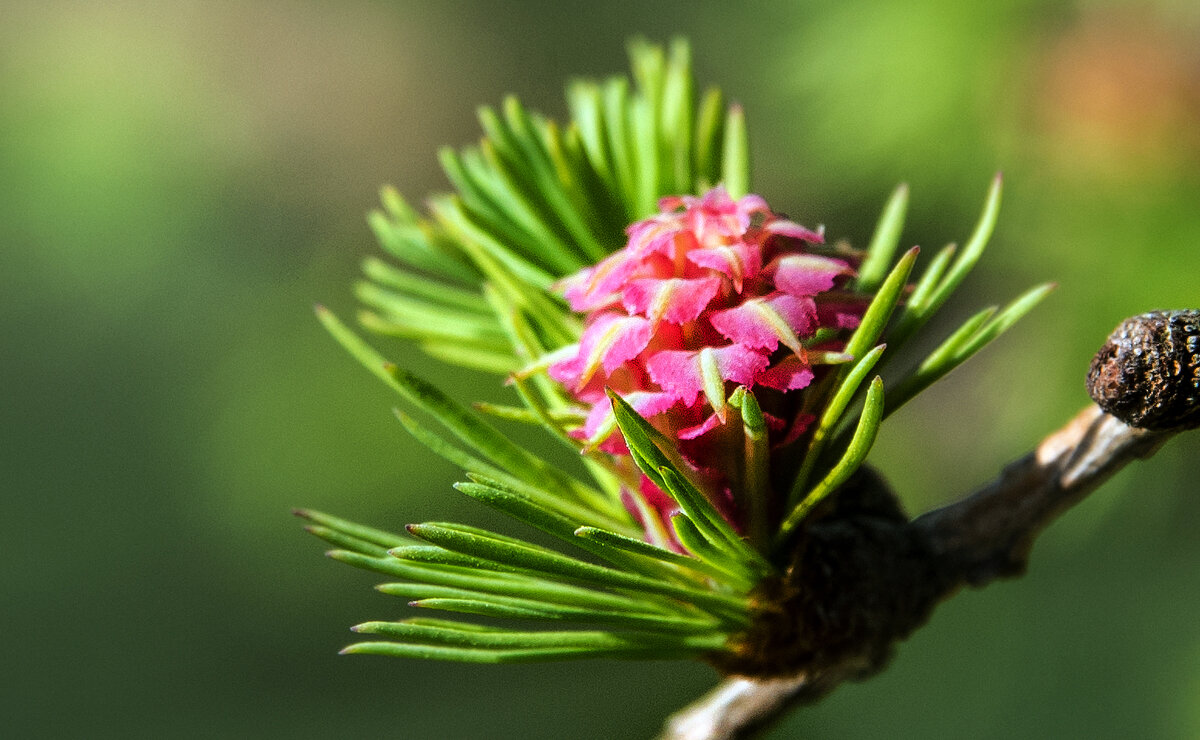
4;1;1199;737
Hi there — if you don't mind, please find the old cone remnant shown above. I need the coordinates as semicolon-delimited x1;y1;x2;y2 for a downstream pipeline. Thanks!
1088;309;1200;431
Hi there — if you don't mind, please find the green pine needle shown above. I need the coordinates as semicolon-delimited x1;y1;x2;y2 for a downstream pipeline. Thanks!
453;477;667;571
405;523;751;621
788;343;887;502
341;639;719;663
473;402;586;426
842;245;920;363
392;409;619;529
669;514;746;586
574;526;755;590
294;508;408;550
856;183;910;293
889;174;1004;346
361;256;491;312
378;584;720;632
352;621;726;653
608;391;772;575
779;376;886;541
733;388;770;549
303;526;391;558
886;282;1056;416
720;105;749;198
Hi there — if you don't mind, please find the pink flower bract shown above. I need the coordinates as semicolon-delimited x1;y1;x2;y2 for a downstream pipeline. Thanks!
549;187;861;531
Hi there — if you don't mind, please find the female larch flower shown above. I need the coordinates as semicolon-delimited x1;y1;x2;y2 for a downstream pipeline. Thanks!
548;187;861;534
305;39;1047;675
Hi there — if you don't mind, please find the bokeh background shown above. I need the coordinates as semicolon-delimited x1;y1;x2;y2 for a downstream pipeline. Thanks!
4;1;1199;737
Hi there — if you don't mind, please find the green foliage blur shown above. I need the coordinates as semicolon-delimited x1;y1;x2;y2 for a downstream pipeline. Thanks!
4;1;1198;737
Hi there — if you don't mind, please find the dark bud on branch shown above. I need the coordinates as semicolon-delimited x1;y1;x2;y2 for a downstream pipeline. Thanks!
713;468;941;680
1087;309;1200;431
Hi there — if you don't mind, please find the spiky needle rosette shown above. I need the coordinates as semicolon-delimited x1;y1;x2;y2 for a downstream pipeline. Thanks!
301;38;1052;670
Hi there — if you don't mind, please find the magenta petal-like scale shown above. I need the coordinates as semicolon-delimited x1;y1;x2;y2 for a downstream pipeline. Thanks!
770;254;852;297
622;277;723;324
546;187;865;537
